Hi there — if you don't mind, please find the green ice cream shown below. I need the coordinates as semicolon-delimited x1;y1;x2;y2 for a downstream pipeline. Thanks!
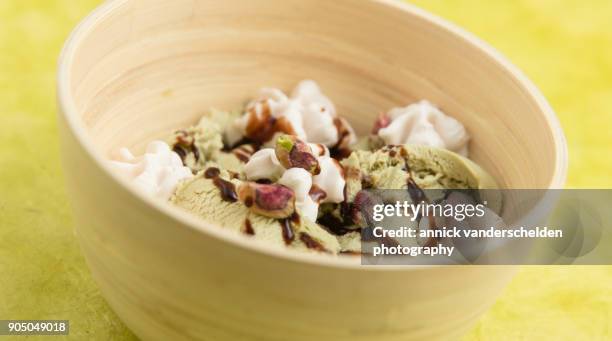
168;109;244;174
170;168;341;254
335;144;500;253
166;110;499;255
342;144;498;199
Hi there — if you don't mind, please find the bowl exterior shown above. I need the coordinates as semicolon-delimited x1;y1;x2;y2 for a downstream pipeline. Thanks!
55;0;570;339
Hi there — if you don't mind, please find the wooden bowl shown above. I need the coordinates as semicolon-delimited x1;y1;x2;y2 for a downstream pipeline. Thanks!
57;0;567;340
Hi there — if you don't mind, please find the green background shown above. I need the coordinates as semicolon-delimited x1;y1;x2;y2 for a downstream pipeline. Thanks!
1;0;611;339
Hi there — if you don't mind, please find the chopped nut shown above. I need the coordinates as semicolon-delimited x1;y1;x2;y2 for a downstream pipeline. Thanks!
275;135;320;174
238;182;296;218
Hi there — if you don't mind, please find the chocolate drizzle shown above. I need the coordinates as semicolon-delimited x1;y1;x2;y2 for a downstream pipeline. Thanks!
329;117;353;159
400;147;410;172
299;233;328;252
204;167;221;179
407;178;427;203
243;218;255;235
406;177;440;247
232;144;255;163
224;137;257;151
244;101;296;144
317;185;358;236
191;144;200;162
277;212;300;245
329;146;352;160
204;167;238;203
317;213;356;236
213;178;238;202
290;211;300;225
279;218;295;245
172;145;186;160
172;130;199;164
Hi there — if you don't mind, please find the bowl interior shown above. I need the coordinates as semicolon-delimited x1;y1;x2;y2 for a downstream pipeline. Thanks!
63;0;566;192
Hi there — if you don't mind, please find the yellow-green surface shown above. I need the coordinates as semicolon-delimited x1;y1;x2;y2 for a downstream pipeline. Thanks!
0;0;610;340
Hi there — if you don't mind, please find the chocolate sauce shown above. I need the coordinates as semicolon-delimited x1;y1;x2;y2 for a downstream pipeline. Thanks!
361;174;374;189
299;233;328;252
172;145;187;161
407;178;427;203
317;212;356;236
406;177;440;246
290;212;300;225
213;177;238;202
399;146;408;158
176;130;191;145
279;218;295;245
204;167;220;179
204;167;238;203
231;144;255;163
172;130;200;163
224;137;257;151
233;149;251;163
308;185;327;203
191;144;200;162
330;146;352;160
244;102;296;144
235;153;250;163
243;218;255;235
329;118;353;159
255;179;273;185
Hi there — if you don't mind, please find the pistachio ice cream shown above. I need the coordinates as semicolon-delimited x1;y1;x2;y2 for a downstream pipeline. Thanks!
110;80;499;255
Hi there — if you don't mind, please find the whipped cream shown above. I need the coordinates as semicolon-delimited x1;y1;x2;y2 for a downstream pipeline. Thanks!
377;100;469;156
278;168;319;222
313;156;345;203
110;141;193;199
225;80;355;148
243;148;285;181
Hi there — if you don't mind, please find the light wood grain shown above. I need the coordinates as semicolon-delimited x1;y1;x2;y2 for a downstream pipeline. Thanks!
57;0;567;340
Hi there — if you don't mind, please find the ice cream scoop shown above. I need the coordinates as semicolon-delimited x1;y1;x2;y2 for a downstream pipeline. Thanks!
171;172;340;253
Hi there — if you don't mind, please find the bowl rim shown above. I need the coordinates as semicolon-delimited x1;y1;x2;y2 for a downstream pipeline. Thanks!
57;0;568;271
